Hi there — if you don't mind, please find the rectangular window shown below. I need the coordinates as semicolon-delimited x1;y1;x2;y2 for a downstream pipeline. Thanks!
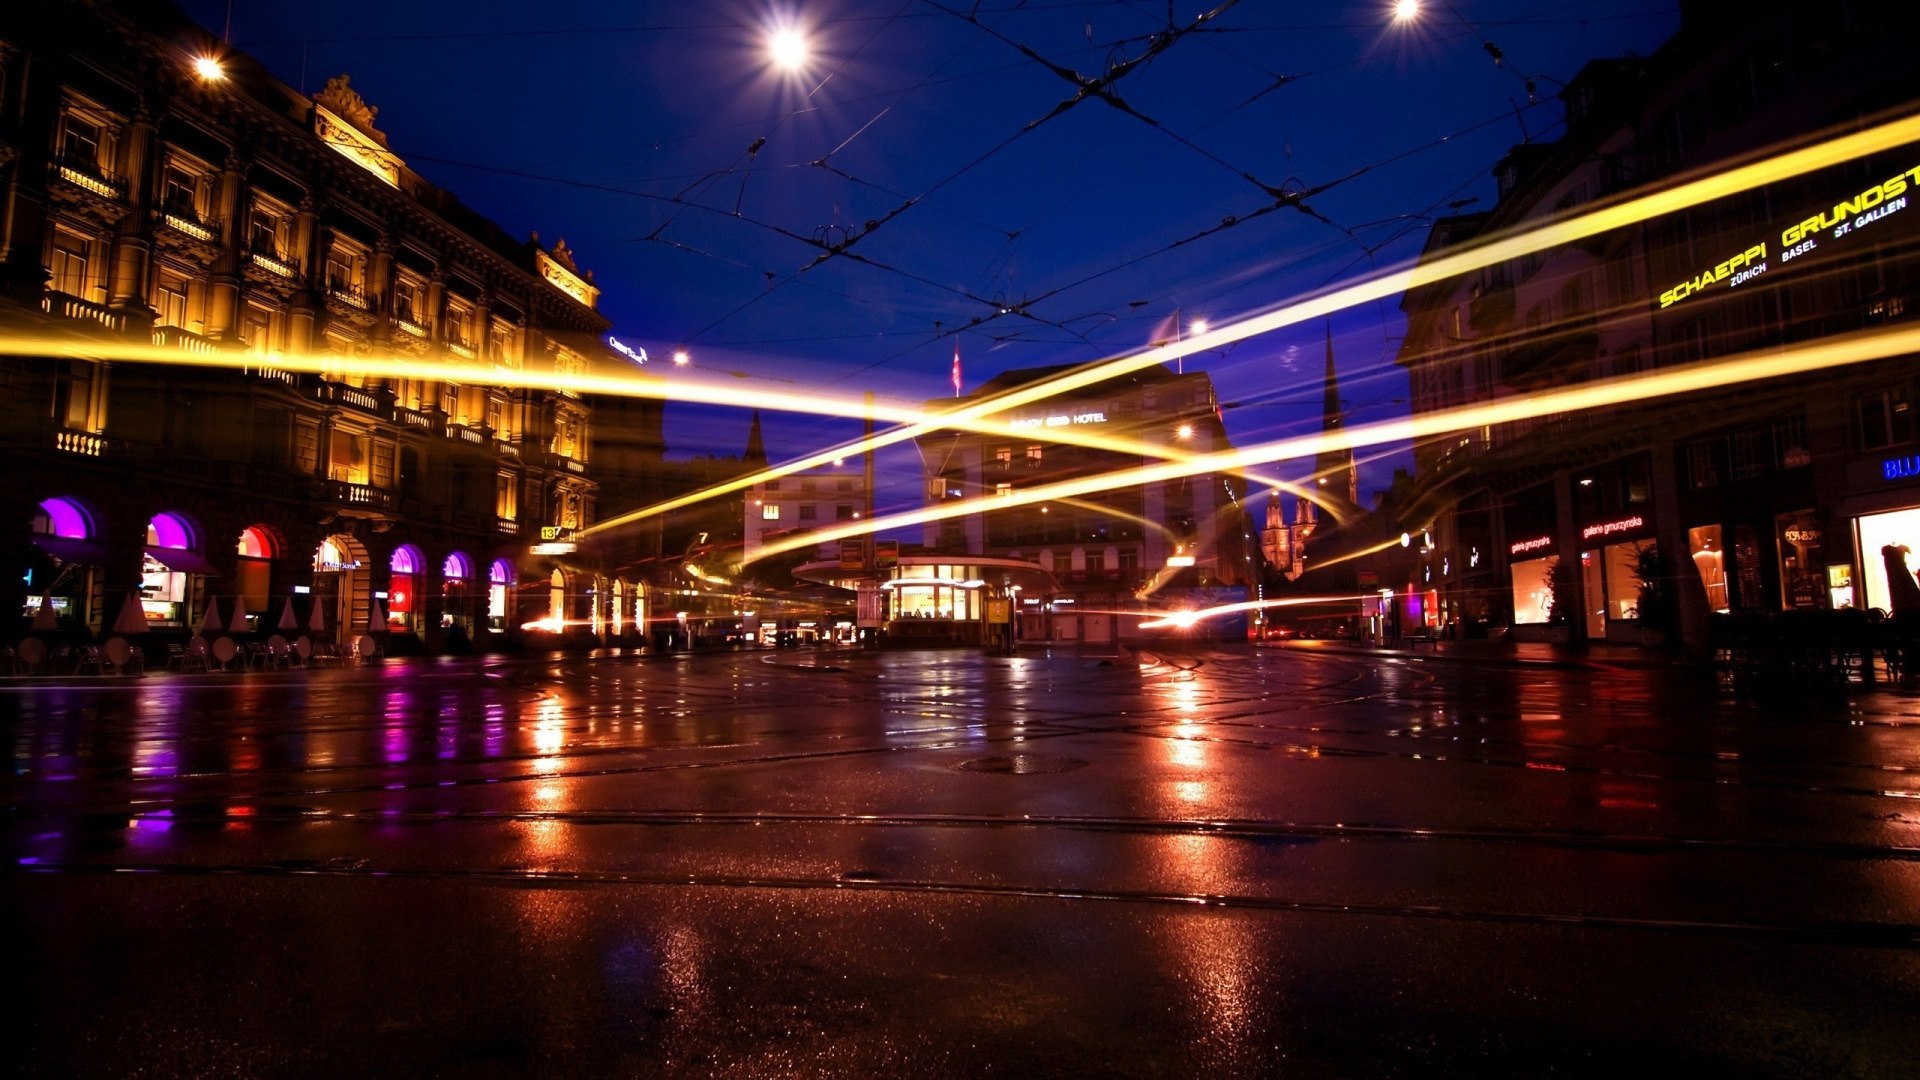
62;115;102;165
995;447;1013;469
1772;414;1808;468
995;483;1013;497
1686;440;1718;489
1119;549;1138;572
240;303;274;355
248;202;289;258
1688;525;1729;614
1728;429;1765;479
799;504;818;521
162;166;204;218
328;429;369;483
836;505;855;521
153;273;189;329
371;441;396;489
801;479;816;492
496;473;518;521
1026;444;1043;466
393;279;419;325
52;359;96;430
49;228;94;299
762;504;781;520
1855;387;1913;451
837;478;853;492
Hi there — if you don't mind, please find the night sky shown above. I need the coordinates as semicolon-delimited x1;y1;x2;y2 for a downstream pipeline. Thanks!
185;0;1680;515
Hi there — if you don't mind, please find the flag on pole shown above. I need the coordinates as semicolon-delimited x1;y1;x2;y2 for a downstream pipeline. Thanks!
1148;307;1180;347
951;339;962;397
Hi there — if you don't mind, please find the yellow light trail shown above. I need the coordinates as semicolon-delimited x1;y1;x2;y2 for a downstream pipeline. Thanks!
592;109;1920;533
0;333;1342;529
1138;594;1379;630
749;320;1920;563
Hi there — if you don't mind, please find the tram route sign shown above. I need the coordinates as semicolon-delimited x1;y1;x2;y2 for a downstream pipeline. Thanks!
986;599;1012;624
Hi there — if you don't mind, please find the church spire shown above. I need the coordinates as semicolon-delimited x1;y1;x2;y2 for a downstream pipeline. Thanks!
1311;321;1360;515
743;410;767;468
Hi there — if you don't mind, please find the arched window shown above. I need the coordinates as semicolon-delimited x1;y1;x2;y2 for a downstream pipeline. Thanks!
235;527;278;613
388;545;424;629
549;569;565;624
35;497;93;538
443;551;472;580
612;579;625;635
146;512;196;550
390;545;422;575
236;527;277;559
143;513;202;626
487;559;515;630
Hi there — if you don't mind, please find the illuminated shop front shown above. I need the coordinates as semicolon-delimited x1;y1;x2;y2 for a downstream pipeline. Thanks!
142;512;213;627
313;534;370;638
441;552;474;634
793;555;1058;645
387;545;423;631
1855;506;1920;612
487;559;515;632
1509;546;1557;626
25;497;105;630
236;526;278;614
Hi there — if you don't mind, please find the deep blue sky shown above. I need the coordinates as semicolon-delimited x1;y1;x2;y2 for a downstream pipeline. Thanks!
190;0;1680;514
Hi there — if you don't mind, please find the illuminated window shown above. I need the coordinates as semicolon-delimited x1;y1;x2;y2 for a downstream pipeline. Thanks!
248;199;292;260
393;278;421;326
445;302;473;348
550;570;566;622
762;504;781;520
161;163;209;219
1026;444;1044;465
489;319;515;367
49;227;95;299
53;359;100;431
327;429;370;483
995;447;1012;469
496;472;518;521
153;272;190;330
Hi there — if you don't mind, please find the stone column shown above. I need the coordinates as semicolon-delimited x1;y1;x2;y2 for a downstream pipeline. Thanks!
288;195;319;352
1553;470;1584;645
107;108;156;324
205;153;247;341
367;234;394;344
1651;439;1708;659
425;268;446;345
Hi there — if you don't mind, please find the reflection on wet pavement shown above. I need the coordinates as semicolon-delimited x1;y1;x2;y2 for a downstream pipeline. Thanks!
6;645;1920;1076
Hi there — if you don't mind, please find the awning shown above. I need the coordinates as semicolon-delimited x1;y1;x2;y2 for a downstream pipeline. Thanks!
31;535;110;565
144;545;224;576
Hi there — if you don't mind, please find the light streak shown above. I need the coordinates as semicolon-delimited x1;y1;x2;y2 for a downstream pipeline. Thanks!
0;333;1347;530
595;109;1920;533
749;320;1920;563
1139;594;1380;630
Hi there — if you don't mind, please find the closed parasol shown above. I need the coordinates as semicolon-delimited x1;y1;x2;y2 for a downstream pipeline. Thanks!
228;595;251;634
197;597;223;634
111;592;148;635
277;598;299;631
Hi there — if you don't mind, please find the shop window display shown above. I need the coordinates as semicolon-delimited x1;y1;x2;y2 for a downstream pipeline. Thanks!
1688;525;1730;613
1510;556;1556;624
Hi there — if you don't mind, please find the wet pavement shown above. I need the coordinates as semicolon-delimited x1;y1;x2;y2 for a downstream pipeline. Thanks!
5;644;1920;1077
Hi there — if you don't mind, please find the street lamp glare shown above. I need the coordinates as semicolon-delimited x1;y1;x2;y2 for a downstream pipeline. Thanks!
1392;0;1420;21
673;349;691;366
1176;424;1195;440
192;56;225;80
769;28;809;71
1190;318;1208;336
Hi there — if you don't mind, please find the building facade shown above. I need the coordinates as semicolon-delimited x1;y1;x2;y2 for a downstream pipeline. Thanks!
1391;0;1920;644
2;0;659;650
914;362;1257;642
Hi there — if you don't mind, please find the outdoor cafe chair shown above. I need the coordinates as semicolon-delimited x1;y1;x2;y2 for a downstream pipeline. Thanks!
73;645;104;676
184;636;211;673
211;636;239;671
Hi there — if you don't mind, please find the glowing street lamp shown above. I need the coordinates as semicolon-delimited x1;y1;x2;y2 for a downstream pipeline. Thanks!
768;28;810;71
1189;318;1209;336
1392;0;1421;21
1175;424;1195;440
673;349;691;366
192;56;225;81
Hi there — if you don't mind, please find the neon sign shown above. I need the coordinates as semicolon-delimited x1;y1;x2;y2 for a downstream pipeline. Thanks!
1509;535;1554;555
1582;515;1645;541
1882;454;1920;481
1660;161;1919;309
1010;411;1107;430
608;336;648;364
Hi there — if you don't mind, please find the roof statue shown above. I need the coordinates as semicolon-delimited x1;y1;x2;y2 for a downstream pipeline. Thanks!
314;74;390;148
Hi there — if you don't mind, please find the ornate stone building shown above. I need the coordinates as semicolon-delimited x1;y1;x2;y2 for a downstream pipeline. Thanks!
0;0;663;650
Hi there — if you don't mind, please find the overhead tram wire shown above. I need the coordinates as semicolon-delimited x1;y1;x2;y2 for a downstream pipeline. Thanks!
587;108;1920;543
813;97;1558;389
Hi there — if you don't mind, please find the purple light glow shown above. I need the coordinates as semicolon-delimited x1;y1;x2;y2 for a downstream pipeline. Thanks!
391;545;422;575
443;551;472;580
148;512;194;550
489;558;515;585
37;498;90;539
